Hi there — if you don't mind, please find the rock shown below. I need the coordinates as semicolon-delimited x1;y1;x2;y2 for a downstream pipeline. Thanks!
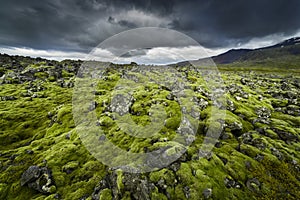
254;154;264;162
190;106;200;119
203;188;212;199
168;162;181;172
239;132;267;150
25;150;34;155
110;94;133;116
89;101;98;111
198;149;212;160
273;128;298;143
21;166;40;186
240;78;247;85
253;107;272;125
0;96;16;101
53;193;61;199
21;166;54;194
157;179;167;190
177;116;195;136
166;93;175;100
252;138;266;150
256;107;271;118
240;91;249;99
245;161;252;170
224;177;241;188
219;156;228;165
92;178;109;200
270;147;283;160
226;99;236;111
92;170;154;200
227;121;243;132
285;105;300;116
183;186;190;199
65;133;71;140
235;96;242;101
47;112;53;118
252;117;270;125
99;135;106;141
246;178;260;192
281;81;290;90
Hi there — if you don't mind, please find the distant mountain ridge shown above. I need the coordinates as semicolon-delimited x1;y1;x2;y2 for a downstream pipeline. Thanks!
212;37;300;64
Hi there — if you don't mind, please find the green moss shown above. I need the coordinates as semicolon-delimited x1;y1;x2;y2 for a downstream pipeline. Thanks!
177;162;193;185
48;185;56;194
150;168;176;186
62;69;74;78
0;183;9;199
48;76;56;82
151;192;168;200
62;161;79;172
116;169;124;192
99;188;112;200
34;72;48;79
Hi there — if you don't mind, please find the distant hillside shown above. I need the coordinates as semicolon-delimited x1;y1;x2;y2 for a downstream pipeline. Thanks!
212;49;253;64
212;37;300;64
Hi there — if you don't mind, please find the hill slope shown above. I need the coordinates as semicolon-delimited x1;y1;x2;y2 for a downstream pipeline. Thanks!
212;37;300;64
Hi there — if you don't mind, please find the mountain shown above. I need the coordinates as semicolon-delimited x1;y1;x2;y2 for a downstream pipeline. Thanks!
212;37;300;64
212;49;253;64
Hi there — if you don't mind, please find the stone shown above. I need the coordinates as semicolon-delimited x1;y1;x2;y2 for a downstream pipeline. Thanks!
21;166;40;186
110;94;133;116
254;154;264;162
240;78;247;85
25;150;34;155
256;107;271;118
183;186;190;199
21;166;54;194
235;96;242;101
198;98;208;110
65;133;71;140
168;162;180;172
227;121;243;132
198;149;212;160
270;147;283;160
226;99;236;111
202;188;212;199
246;178;260;192
224;177;240;188
273;128;298;143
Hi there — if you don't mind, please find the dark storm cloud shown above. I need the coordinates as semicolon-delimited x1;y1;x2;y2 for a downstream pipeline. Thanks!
167;0;300;47
0;0;300;53
107;16;137;28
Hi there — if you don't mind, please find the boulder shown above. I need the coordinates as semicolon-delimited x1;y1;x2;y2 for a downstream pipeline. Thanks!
21;166;55;194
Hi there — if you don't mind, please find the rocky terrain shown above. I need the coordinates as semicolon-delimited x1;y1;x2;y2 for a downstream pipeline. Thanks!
0;50;299;200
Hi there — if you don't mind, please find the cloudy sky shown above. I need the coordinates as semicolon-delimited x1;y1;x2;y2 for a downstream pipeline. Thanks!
1;0;300;64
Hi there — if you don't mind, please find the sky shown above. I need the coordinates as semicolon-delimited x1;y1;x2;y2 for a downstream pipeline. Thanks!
0;0;300;64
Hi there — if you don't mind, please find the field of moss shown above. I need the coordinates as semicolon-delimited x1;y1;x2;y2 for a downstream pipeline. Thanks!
0;55;299;199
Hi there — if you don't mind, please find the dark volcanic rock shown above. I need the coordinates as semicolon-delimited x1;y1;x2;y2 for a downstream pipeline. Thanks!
92;169;154;200
20;166;40;186
246;178;261;192
203;188;212;199
21;165;55;194
273;128;298;143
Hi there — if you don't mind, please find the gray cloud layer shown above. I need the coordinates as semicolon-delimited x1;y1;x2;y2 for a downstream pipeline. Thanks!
1;0;300;53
